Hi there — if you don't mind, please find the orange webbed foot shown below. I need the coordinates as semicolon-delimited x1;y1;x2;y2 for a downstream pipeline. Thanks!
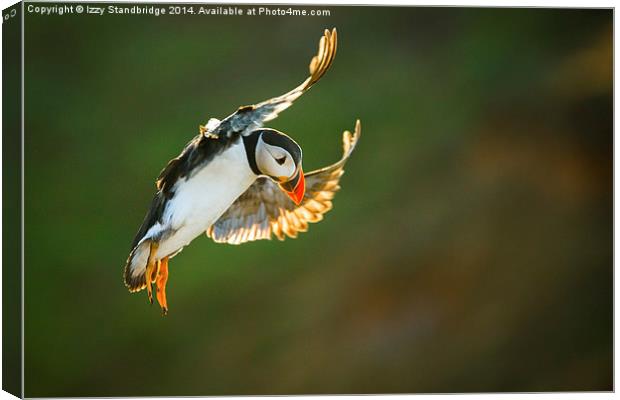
145;242;159;305
155;256;169;316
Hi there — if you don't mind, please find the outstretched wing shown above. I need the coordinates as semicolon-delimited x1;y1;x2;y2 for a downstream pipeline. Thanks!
207;120;360;244
214;28;338;138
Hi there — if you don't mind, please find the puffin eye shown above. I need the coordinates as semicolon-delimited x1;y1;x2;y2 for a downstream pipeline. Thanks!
275;156;286;165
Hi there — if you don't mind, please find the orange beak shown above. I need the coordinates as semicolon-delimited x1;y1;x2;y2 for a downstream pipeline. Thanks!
279;168;305;205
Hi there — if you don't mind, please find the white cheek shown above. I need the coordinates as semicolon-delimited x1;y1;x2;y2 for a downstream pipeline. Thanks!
272;160;294;179
256;141;297;178
256;150;274;175
283;159;296;178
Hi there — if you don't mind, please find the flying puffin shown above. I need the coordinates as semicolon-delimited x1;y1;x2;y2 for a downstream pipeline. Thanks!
123;28;360;315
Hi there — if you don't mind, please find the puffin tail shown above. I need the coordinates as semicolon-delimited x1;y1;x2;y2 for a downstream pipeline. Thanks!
123;239;151;293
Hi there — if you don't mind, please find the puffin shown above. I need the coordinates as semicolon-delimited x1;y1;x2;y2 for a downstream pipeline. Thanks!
123;28;360;315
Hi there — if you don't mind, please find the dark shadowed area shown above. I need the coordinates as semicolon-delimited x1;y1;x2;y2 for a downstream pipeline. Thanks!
22;5;612;396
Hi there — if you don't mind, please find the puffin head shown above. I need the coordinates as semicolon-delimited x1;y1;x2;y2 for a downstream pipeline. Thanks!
248;129;305;205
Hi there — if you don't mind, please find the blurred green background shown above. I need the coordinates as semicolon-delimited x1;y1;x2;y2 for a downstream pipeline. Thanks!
22;5;612;396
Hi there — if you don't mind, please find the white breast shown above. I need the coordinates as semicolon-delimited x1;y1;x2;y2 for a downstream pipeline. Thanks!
155;141;256;258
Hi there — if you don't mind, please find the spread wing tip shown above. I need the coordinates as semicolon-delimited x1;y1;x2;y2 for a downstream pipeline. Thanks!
307;27;338;89
222;28;338;133
342;119;361;155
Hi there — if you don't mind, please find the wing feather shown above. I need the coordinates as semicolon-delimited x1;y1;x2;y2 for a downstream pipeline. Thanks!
214;29;338;138
207;120;361;244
